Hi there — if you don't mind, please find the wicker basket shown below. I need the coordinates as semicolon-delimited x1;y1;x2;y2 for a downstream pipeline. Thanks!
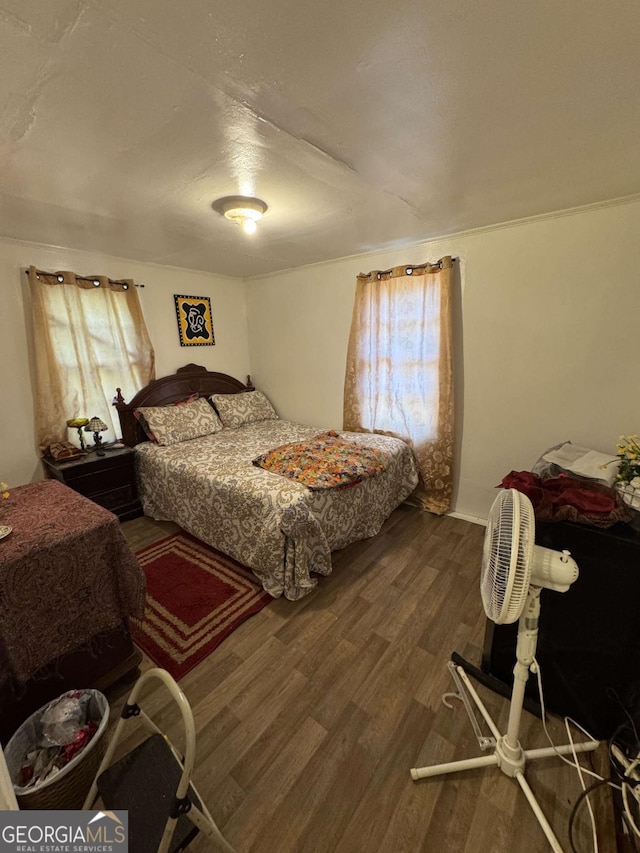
4;689;109;810
617;481;640;512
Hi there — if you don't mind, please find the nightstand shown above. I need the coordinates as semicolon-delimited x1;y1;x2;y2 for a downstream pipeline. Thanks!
43;445;143;521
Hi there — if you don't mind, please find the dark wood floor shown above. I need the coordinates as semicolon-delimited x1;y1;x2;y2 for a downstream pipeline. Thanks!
118;506;617;852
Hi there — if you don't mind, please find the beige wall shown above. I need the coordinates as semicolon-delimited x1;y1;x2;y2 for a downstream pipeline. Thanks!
0;238;250;489
3;198;639;520
245;198;640;521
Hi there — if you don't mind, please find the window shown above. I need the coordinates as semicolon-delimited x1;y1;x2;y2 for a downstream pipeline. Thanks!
344;257;455;514
28;267;155;451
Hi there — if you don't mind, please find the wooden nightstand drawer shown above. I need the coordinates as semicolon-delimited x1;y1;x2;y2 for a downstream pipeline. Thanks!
67;464;132;495
43;446;142;521
92;483;136;511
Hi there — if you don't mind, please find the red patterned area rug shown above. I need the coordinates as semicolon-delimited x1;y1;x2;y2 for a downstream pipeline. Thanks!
133;532;272;680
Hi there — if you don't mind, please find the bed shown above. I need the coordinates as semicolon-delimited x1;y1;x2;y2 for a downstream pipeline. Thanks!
115;364;419;600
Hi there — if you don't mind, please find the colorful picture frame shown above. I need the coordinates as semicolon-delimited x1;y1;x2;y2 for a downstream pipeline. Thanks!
174;295;215;347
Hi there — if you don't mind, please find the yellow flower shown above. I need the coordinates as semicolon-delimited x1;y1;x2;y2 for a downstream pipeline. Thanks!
1;481;9;500
615;435;640;485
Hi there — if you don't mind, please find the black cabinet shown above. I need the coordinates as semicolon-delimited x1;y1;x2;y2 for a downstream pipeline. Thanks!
483;520;640;740
43;446;142;521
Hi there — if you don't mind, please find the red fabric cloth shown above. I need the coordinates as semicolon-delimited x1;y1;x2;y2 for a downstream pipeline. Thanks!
500;471;632;527
0;480;146;684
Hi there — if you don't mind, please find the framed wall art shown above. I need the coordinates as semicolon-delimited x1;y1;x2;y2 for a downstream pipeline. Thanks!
174;294;215;347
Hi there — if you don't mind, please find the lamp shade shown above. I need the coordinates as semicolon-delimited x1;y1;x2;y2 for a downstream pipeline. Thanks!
84;417;108;433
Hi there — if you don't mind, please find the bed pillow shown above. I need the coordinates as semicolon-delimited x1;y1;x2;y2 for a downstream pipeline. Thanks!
134;394;199;442
136;397;223;446
133;409;157;442
210;390;278;428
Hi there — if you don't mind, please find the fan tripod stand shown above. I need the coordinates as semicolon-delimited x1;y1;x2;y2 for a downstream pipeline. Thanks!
411;586;599;853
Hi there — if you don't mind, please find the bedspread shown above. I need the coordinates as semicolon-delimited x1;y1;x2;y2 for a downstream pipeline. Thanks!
136;420;418;600
252;430;390;489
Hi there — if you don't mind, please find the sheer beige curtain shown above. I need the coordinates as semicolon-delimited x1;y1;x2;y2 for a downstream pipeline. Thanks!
28;266;155;451
344;256;454;515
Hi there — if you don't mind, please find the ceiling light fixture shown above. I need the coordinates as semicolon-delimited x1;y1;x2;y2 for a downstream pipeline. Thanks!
213;195;268;235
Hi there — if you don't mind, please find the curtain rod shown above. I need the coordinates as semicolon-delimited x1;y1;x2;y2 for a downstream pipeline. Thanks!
25;268;145;287
359;256;458;280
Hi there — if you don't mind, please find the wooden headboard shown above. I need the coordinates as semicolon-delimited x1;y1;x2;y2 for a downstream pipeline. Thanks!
114;363;254;447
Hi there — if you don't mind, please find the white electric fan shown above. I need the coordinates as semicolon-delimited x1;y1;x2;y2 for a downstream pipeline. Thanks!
411;489;600;853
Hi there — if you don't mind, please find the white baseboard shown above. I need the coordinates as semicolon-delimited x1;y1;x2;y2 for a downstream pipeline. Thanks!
447;510;487;527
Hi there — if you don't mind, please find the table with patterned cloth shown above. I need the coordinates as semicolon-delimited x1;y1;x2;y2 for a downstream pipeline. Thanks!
0;479;146;690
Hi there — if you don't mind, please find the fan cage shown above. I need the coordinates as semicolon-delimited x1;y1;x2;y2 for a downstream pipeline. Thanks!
481;489;535;624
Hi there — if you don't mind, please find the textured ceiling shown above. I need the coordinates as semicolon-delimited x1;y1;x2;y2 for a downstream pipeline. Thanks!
1;0;639;278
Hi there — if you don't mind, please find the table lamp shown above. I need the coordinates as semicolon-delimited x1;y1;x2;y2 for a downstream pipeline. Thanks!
84;417;108;456
66;417;89;450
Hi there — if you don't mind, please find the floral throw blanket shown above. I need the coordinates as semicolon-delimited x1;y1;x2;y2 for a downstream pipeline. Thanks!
253;430;390;490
